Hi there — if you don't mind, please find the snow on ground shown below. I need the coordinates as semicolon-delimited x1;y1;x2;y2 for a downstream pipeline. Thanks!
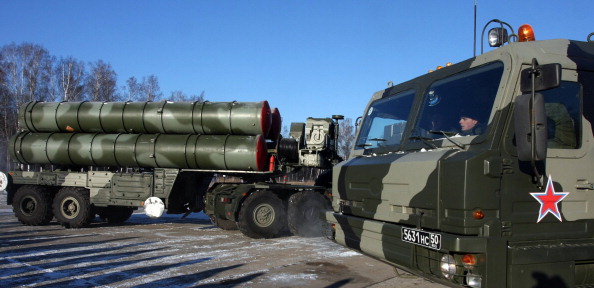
0;191;444;287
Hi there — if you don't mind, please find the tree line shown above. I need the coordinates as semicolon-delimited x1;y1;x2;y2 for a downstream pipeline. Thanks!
0;42;355;173
0;42;205;170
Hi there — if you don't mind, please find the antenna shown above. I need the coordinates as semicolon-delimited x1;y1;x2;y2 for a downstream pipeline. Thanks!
474;0;477;57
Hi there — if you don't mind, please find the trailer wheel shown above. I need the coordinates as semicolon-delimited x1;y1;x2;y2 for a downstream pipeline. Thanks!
99;207;134;224
288;191;332;237
53;187;94;228
208;214;238;230
237;190;288;238
12;185;54;226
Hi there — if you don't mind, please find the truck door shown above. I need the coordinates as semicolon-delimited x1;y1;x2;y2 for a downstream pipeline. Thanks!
501;70;593;238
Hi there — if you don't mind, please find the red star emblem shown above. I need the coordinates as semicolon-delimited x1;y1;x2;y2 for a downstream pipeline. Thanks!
530;175;569;223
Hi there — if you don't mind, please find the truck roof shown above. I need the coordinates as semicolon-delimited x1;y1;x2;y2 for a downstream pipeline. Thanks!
381;38;594;97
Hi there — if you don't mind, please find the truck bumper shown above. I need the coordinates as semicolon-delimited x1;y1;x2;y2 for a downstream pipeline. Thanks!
322;210;491;287
323;210;488;258
323;211;594;287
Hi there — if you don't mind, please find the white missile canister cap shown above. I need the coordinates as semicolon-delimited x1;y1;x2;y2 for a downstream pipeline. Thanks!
144;197;165;218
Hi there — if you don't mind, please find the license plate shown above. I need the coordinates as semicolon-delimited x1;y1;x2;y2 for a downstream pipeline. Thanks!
401;227;441;250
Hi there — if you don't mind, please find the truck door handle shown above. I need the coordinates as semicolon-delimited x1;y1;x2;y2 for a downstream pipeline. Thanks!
575;180;594;190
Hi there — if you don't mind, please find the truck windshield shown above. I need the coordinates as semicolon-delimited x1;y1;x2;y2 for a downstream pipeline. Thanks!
355;90;415;150
411;62;504;143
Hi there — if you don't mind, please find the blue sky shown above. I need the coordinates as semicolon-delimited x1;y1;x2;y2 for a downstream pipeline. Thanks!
2;1;592;127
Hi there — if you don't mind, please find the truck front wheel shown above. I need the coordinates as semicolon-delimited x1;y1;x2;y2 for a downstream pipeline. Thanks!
237;190;288;238
12;185;54;226
53;187;94;228
288;191;332;237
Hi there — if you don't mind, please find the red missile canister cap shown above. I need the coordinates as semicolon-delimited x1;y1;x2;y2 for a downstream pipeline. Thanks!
254;134;268;171
260;101;272;136
268;107;282;140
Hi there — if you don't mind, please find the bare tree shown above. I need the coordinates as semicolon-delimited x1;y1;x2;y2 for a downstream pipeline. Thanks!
168;90;187;102
0;52;10;171
143;75;162;101
168;90;206;102
191;90;206;102
0;43;54;170
127;75;162;101
0;43;53;133
0;50;10;138
1;43;53;103
125;76;140;101
337;118;355;159
0;42;214;170
86;60;118;102
56;56;85;101
22;44;54;103
281;125;289;138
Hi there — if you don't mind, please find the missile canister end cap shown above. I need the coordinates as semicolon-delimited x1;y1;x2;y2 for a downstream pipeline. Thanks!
255;134;268;171
260;101;272;136
268;107;281;140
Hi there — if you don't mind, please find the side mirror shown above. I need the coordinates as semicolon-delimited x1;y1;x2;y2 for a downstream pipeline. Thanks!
520;63;561;93
514;93;548;161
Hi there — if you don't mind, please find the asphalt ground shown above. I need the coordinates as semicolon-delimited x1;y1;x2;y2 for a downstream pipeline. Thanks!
0;191;446;287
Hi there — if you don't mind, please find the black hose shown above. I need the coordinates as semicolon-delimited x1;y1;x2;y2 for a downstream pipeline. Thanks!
277;138;299;162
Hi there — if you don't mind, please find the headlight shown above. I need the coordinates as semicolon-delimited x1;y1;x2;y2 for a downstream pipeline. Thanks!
488;27;508;47
440;254;457;279
466;272;482;288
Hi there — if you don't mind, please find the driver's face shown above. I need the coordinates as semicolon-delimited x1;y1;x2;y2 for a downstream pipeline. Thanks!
459;117;477;131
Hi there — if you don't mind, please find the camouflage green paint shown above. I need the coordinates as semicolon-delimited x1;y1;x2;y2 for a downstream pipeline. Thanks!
324;39;594;287
18;100;274;137
9;132;268;171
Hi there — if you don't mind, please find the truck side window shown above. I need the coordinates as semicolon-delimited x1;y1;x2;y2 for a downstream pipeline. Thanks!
355;90;415;150
541;81;581;149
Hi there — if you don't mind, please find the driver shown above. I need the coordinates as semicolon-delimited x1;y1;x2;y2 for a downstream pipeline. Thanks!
458;110;483;136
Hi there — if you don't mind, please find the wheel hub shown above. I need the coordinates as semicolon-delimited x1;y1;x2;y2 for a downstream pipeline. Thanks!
253;203;275;227
20;197;37;215
61;197;80;219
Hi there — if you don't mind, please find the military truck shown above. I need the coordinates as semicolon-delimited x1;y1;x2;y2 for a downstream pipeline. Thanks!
1;100;341;239
322;22;594;287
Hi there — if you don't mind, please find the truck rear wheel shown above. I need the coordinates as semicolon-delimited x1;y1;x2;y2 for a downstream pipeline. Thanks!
288;191;332;237
12;185;54;226
53;187;94;228
99;207;134;224
237;190;288;238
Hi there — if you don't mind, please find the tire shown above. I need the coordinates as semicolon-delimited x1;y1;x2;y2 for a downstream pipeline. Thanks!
99;206;134;224
208;214;238;230
12;185;54;226
237;190;288;239
52;187;94;228
288;191;332;237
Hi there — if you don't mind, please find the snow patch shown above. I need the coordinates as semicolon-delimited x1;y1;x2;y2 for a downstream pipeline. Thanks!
266;272;318;283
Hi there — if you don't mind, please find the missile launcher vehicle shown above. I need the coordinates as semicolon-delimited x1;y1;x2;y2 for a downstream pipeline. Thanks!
5;17;592;288
2;100;342;239
322;22;594;287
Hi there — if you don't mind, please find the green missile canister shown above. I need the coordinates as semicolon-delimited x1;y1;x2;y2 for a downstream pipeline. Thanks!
9;132;268;171
18;100;274;136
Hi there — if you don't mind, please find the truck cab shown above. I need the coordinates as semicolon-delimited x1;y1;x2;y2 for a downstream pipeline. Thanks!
323;25;594;287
